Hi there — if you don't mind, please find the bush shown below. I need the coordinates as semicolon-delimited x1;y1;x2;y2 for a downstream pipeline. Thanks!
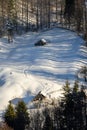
35;39;47;46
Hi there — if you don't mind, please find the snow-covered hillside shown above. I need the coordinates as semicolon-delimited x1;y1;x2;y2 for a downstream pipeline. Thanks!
0;28;86;111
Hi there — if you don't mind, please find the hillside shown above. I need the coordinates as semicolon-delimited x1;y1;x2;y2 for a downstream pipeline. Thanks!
0;28;86;112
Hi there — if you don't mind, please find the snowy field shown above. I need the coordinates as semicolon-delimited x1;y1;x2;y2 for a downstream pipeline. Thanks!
0;28;87;112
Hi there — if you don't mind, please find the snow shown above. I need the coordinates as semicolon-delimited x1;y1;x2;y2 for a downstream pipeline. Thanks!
41;39;47;43
0;28;87;113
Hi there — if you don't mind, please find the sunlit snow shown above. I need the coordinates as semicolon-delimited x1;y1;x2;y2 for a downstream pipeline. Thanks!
0;28;87;112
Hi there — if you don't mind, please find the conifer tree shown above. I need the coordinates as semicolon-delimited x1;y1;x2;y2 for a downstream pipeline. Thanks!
15;101;30;130
63;81;74;129
64;0;75;21
73;80;79;93
4;102;16;129
43;114;53;130
64;0;75;28
4;100;30;130
63;80;71;97
62;81;87;130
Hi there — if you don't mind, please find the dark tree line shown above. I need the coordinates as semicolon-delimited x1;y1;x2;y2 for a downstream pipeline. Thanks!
3;81;87;130
0;0;87;42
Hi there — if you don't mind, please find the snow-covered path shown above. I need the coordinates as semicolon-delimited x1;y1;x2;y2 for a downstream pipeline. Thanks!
0;28;87;111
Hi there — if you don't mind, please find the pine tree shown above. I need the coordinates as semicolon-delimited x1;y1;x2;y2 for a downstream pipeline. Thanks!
4;102;16;129
73;80;79;93
62;81;74;129
15;101;30;130
63;80;71;97
4;100;30;130
64;0;75;21
43;114;53;130
64;0;75;27
79;86;87;129
62;81;87;130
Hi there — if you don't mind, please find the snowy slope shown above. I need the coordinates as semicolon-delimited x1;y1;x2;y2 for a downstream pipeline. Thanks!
0;28;87;111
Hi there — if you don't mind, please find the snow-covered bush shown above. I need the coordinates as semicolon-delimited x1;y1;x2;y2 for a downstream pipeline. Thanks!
35;39;47;46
